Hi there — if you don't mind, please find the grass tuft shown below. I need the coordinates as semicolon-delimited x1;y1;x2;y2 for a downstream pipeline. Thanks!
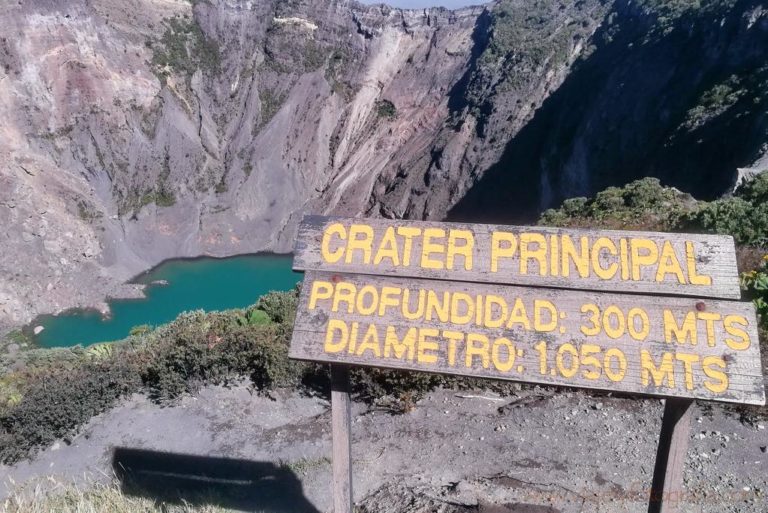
1;478;228;513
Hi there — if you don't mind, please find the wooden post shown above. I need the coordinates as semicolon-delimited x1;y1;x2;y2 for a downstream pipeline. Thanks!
648;399;694;513
331;364;353;513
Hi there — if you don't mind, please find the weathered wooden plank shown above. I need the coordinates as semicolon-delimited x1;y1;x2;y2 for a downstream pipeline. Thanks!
648;399;695;513
293;216;741;299
331;365;354;513
289;271;765;405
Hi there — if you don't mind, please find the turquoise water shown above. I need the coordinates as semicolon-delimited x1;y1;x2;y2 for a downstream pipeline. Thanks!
31;254;301;348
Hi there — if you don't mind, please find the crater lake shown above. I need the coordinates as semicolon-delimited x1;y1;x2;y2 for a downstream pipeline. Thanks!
31;254;301;348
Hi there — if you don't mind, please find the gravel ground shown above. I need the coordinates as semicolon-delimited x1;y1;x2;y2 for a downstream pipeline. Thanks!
1;385;766;513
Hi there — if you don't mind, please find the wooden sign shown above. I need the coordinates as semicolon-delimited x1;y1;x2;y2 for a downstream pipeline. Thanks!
288;215;766;513
290;271;765;405
294;216;741;299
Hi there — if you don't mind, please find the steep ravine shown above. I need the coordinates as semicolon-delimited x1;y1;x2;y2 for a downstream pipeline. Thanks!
1;0;767;331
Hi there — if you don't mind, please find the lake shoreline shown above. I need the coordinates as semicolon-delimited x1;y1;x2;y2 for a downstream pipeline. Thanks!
126;250;293;286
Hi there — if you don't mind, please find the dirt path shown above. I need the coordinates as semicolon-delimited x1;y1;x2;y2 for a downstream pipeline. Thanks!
1;385;766;512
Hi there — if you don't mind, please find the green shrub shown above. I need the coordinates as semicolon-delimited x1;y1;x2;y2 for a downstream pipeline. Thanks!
741;255;768;322
684;75;745;130
375;99;397;119
687;173;768;245
238;309;271;326
675;198;768;245
139;310;303;401
149;16;220;81
155;188;177;207
255;288;299;324
302;40;327;71
0;358;141;463
259;89;286;128
85;343;115;361
129;325;152;337
735;171;768;204
541;174;768;246
539;177;695;231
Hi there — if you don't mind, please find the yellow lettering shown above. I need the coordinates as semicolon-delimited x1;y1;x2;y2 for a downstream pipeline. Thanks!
506;298;531;330
417;328;439;364
420;228;445;270
641;351;675;388
630;239;659;281
377;286;401;316
449;292;474;325
320;223;346;263
619;238;630;280
602;305;625;339
697;312;721;348
484;295;508;328
332;282;357;313
580;344;602;380
655;241;686;283
580;303;600;336
396;226;422;267
447;230;474;271
348;322;359;354
356;324;381;357
355;285;378;316
490;232;517;272
465;333;490;368
443;330;464;366
627;308;650;341
604;348;627;382
724;315;750;350
533;300;557;332
556;343;579;378
402;288;426;320
324;319;348;353
591;237;618;280
345;224;374;264
663;310;697;345
384;326;417;360
373;227;400;266
520;233;547;276
561;235;589;278
702;356;728;393
675;353;699;391
491;338;516;372
308;280;333;309
549;235;560;277
425;290;450;322
686;241;712;286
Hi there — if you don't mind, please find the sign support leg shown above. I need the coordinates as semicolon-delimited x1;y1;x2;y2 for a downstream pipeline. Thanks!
648;398;694;513
331;364;353;513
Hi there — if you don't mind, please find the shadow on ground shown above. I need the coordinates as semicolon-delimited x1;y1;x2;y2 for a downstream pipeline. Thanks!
112;447;320;512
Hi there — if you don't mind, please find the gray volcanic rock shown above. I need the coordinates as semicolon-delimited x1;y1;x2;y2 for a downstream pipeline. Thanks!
1;0;767;329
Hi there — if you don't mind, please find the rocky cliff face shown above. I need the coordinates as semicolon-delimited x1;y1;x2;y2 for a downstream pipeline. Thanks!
448;0;768;223
0;0;766;330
